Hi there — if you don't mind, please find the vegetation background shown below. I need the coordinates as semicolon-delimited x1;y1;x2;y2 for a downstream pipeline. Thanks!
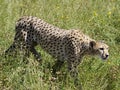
0;0;120;90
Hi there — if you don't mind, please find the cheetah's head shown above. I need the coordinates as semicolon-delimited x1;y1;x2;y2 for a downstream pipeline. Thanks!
90;41;109;60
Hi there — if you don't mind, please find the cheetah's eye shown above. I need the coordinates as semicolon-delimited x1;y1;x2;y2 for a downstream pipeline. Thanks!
99;48;104;50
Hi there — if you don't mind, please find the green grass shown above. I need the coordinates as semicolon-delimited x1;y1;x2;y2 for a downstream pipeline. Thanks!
0;0;120;90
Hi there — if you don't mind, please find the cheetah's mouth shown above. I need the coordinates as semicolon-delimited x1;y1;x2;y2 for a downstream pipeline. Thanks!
101;54;109;60
102;57;107;60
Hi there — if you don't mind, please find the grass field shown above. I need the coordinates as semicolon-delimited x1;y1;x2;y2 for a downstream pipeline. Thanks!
0;0;120;90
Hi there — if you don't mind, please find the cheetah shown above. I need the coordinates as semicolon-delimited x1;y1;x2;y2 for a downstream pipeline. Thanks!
5;16;109;86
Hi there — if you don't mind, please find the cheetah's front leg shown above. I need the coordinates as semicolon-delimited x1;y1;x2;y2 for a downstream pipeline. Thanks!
65;44;83;89
67;59;82;90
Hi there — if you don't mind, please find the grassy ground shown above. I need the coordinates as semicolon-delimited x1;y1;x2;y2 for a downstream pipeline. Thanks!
0;0;120;90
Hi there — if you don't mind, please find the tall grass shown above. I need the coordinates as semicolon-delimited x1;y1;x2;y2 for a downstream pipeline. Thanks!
0;0;120;90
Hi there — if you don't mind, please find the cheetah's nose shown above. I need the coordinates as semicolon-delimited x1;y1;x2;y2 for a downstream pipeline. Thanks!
102;54;109;60
105;54;109;58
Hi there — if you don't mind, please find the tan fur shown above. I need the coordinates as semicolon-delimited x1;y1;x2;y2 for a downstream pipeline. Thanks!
5;16;109;78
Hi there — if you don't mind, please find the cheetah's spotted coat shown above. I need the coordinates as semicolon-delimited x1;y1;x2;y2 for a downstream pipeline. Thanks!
5;16;109;80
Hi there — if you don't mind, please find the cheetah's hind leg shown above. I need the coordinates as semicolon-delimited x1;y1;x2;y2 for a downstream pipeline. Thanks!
5;30;23;57
52;60;64;77
29;46;42;62
5;42;18;57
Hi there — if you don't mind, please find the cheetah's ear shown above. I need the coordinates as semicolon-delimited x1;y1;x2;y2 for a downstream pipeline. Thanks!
90;41;96;48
